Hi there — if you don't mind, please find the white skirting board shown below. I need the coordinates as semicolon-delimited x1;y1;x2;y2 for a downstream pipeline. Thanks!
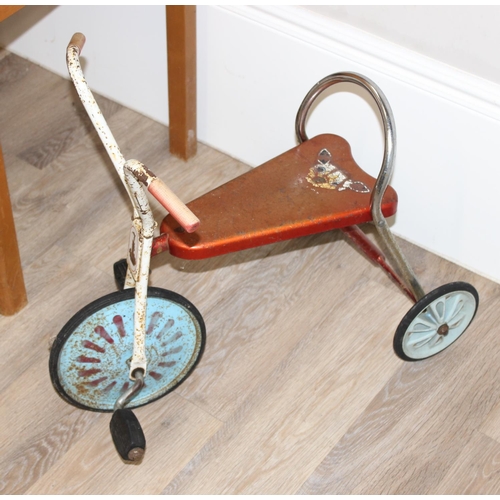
2;5;500;284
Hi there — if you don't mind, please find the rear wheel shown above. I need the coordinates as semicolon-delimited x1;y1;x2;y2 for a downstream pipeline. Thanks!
394;282;478;361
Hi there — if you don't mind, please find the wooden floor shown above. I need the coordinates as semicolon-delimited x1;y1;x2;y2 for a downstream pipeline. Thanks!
2;51;500;495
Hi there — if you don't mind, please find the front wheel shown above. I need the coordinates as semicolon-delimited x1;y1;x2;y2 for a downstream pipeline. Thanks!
394;282;478;361
49;287;205;412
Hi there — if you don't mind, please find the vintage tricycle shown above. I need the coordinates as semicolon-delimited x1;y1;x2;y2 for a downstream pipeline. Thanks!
49;33;479;463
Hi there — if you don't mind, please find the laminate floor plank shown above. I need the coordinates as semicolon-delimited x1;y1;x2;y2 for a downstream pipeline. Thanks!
0;404;100;494
0;50;120;171
25;394;222;495
298;270;500;495
481;401;500;443
434;431;500;494
163;277;407;494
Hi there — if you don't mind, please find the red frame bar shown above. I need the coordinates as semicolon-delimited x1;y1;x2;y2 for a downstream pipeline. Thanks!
341;225;417;303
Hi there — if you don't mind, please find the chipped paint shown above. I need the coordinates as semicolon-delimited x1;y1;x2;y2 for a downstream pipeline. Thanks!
306;148;370;193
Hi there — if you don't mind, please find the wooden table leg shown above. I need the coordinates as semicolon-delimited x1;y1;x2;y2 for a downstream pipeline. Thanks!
0;143;27;315
166;5;197;160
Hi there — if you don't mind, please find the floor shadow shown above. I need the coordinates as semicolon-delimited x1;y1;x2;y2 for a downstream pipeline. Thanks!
151;228;347;277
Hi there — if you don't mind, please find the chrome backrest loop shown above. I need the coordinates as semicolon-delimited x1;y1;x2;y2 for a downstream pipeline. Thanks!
295;73;425;301
294;72;396;220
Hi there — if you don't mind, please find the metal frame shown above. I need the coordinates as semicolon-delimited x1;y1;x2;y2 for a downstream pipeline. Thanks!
295;72;425;302
67;31;426;394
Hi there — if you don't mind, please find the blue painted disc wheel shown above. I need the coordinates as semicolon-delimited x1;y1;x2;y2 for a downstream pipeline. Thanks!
49;287;205;412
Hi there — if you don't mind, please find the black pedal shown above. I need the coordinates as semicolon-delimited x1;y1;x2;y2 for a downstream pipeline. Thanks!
110;408;146;462
113;259;128;291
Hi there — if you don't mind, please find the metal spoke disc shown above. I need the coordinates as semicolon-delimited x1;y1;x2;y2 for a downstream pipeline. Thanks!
394;282;478;361
49;287;205;411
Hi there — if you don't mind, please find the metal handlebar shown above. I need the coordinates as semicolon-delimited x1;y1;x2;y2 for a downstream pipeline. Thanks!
295;72;425;301
66;33;199;234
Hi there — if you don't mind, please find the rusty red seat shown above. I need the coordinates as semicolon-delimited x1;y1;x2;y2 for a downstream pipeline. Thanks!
161;134;397;260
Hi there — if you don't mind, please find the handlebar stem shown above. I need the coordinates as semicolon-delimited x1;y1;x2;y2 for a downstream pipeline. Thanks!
66;34;135;211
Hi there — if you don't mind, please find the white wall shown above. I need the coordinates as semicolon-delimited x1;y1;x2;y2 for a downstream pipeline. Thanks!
304;5;500;84
0;6;170;127
305;6;500;86
1;5;500;285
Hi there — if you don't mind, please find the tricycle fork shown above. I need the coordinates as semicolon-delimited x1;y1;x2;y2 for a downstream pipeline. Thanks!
67;33;199;381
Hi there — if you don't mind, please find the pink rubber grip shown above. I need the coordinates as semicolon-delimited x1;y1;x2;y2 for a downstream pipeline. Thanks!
148;178;200;233
68;33;86;54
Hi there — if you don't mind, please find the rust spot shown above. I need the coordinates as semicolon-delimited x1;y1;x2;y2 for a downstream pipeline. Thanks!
95;325;114;344
75;383;90;396
134;169;149;185
438;324;449;336
131;163;157;185
83;340;105;353
143;165;156;179
129;237;136;267
152;233;170;257
128;447;144;462
306;149;369;193
76;355;101;363
133;164;156;185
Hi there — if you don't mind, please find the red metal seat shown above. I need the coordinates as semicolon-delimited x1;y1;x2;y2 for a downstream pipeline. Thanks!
161;133;398;260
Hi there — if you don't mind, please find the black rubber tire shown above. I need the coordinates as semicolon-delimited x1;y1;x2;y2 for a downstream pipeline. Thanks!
113;258;128;291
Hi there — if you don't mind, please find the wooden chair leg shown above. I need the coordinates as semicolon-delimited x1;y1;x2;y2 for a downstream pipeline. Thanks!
166;5;197;160
0;143;27;315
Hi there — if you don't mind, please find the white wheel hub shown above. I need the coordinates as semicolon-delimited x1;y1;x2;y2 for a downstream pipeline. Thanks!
402;290;477;360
